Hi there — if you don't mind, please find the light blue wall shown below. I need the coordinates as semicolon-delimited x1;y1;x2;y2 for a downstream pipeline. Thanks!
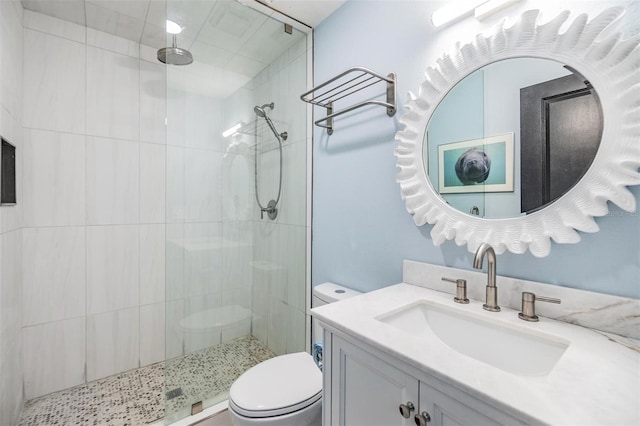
312;0;640;299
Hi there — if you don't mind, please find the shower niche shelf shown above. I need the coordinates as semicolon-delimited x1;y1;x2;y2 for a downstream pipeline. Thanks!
300;67;396;135
1;137;16;205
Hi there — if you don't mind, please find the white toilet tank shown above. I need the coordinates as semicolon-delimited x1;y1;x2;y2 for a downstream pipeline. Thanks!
312;283;362;344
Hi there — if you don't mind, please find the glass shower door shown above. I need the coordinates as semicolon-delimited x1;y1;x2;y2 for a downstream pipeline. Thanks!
163;0;309;422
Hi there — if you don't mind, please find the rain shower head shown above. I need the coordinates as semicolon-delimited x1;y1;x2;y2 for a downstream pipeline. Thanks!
158;34;193;66
253;103;274;118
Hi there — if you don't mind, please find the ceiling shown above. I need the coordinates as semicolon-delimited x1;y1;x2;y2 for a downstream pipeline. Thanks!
20;0;345;48
20;0;345;95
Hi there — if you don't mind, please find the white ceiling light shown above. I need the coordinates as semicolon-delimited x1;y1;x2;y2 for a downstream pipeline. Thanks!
431;0;487;28
166;20;183;34
475;0;522;21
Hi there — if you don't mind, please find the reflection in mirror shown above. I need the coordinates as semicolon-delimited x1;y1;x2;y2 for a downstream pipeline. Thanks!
424;58;602;219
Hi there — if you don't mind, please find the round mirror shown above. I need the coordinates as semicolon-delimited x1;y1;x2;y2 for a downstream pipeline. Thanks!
395;8;640;257
424;57;602;219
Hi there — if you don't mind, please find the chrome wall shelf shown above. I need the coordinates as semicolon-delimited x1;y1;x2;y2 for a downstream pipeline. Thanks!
300;67;396;135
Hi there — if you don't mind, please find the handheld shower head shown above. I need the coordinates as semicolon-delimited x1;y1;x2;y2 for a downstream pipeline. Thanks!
253;103;274;118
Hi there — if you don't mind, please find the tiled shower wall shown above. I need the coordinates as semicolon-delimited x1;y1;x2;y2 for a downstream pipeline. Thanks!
20;10;167;400
14;5;309;413
0;1;24;423
222;38;308;357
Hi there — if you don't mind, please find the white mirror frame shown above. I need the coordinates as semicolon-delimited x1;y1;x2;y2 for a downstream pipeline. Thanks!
395;8;640;257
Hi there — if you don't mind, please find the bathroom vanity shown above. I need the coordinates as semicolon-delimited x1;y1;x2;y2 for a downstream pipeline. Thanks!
312;261;640;426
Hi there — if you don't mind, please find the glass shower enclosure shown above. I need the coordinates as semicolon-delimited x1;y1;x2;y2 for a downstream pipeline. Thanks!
162;0;310;422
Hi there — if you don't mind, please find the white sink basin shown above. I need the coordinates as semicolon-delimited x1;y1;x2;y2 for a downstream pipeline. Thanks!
377;301;569;376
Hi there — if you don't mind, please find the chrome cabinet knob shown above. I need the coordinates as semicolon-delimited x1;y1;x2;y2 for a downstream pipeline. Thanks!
399;401;415;418
414;411;431;426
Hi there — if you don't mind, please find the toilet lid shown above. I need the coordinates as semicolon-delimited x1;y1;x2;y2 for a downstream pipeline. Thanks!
229;352;322;418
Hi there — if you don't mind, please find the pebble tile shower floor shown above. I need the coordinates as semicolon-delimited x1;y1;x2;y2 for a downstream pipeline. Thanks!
17;336;276;426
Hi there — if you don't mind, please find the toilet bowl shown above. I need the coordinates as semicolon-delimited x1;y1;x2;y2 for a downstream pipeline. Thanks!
228;352;322;426
228;283;362;426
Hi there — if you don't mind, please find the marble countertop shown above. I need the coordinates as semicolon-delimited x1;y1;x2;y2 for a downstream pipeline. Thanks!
312;283;640;426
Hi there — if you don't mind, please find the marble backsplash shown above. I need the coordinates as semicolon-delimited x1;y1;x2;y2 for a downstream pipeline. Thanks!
403;260;640;341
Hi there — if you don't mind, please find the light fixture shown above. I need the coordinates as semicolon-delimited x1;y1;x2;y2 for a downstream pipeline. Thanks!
431;0;487;28
166;20;183;34
222;122;244;138
475;0;522;21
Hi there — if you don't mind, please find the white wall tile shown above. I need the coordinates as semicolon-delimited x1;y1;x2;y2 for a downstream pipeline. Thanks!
185;93;223;151
284;51;307;144
23;29;86;134
23;129;86;227
22;227;86;326
165;299;184;359
166;68;186;147
87;27;139;57
278;141;306;226
86;307;139;381
184;222;222;297
0;230;23;425
140;44;160;63
0;108;22;233
140;224;165;305
183;292;222;354
140;302;165;366
221;222;253;306
1;0;23;121
251;276;268;347
221;152;253;221
86;46;140;140
166;146;185;222
286;305;306;354
1;230;22;337
23;9;85;43
140;142;166;223
140;60;167;144
221;316;251;343
86;136;139;225
87;225;139;314
267;298;286;356
165;223;184;301
281;224;306;312
22;318;85;399
185;149;222;222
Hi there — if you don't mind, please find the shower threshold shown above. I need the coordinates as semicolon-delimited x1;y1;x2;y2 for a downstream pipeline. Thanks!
17;335;275;426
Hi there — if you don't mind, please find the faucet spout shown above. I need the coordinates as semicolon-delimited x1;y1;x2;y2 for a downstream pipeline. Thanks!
473;243;500;312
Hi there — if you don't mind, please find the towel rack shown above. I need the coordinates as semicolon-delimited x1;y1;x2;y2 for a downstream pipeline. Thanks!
300;67;396;135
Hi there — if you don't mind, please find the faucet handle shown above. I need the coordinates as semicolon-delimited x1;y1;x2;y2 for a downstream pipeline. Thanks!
518;291;561;322
442;277;470;304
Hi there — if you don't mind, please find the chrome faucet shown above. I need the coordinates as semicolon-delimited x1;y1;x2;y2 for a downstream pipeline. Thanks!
473;243;500;312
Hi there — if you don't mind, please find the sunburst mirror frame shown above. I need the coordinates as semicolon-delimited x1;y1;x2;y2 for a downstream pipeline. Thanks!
395;7;640;257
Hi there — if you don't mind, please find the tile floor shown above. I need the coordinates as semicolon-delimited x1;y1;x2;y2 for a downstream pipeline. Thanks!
17;336;275;426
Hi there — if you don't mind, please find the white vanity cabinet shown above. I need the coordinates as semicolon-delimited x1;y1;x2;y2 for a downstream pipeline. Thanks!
324;332;527;426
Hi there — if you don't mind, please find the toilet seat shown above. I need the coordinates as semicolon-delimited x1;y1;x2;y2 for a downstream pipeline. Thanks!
229;352;322;418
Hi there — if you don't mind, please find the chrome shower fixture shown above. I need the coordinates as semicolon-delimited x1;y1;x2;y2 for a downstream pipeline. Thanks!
253;103;274;118
253;102;287;220
253;103;288;141
157;34;193;66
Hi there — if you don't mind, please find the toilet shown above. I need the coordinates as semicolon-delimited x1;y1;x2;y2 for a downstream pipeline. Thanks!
228;283;362;426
